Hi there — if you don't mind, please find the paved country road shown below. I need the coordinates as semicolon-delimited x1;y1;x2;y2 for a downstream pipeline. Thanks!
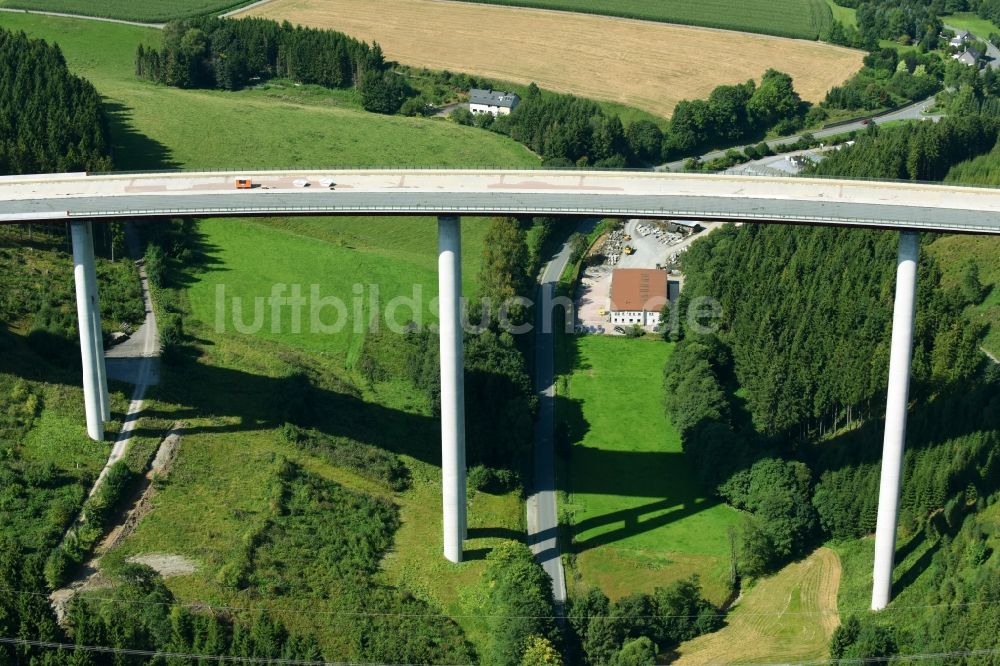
529;220;596;609
661;96;940;172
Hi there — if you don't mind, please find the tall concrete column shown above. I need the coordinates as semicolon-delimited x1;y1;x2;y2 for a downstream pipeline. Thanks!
88;253;111;422
438;215;467;563
71;221;105;441
871;231;919;611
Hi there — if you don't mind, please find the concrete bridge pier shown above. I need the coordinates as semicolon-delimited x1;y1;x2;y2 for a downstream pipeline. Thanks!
70;220;109;441
871;231;920;611
438;215;467;563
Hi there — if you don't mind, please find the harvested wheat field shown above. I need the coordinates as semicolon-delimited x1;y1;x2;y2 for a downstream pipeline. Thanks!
237;0;864;118
674;547;842;665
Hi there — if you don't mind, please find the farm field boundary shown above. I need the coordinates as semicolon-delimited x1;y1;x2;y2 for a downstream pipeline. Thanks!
0;0;256;22
238;0;864;119
439;0;832;40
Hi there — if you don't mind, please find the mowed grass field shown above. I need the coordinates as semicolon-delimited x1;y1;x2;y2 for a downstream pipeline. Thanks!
188;215;488;365
433;0;832;39
0;13;537;170
558;336;741;605
0;0;252;22
239;0;865;119
674;547;842;665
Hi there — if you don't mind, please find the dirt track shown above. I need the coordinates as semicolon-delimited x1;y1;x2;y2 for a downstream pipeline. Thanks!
237;0;863;118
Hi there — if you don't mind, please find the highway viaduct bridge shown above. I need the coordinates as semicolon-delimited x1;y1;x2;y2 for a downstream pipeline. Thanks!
2;168;1000;612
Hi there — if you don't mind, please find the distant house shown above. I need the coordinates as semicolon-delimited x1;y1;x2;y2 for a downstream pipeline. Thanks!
609;268;669;329
955;47;982;67
469;88;520;116
950;29;972;48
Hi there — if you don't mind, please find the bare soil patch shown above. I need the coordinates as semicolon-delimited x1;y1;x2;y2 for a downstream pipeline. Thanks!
128;553;197;577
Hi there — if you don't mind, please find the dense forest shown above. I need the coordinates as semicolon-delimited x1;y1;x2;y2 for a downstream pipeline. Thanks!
135;17;409;113
0;27;111;174
666;101;1000;658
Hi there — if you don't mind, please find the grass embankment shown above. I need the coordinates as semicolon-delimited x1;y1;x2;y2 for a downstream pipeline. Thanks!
674;547;842;664
0;0;254;22
557;335;741;605
240;0;863;119
926;235;1000;361
0;11;535;655
0;226;143;551
831;501;1000;640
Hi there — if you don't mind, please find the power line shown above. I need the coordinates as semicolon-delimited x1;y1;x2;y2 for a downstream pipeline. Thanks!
5;586;1000;621
0;637;470;666
3;636;999;666
737;647;1000;665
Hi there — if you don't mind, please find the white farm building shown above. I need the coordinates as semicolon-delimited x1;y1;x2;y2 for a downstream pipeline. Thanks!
469;88;520;116
609;268;669;330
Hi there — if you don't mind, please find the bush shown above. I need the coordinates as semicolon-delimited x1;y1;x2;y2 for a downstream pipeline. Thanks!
44;547;72;589
624;324;644;338
480;542;557;666
468;464;507;493
279;423;410;491
450;107;475;125
399;96;431;117
160;312;184;359
144;243;167;289
360;71;408;114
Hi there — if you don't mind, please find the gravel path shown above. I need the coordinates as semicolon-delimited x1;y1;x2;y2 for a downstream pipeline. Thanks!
0;7;163;27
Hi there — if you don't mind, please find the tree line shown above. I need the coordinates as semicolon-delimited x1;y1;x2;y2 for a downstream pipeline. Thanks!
808;113;1000;180
826;0;942;49
134;17;410;114
473;69;810;168
0;27;111;175
823;47;942;111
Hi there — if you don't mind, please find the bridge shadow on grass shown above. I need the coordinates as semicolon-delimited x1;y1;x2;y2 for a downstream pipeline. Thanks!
129;341;443;464
893;537;941;594
104;101;180;172
551;388;725;554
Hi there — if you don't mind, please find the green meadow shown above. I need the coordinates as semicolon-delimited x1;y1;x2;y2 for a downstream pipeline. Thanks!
558;335;741;605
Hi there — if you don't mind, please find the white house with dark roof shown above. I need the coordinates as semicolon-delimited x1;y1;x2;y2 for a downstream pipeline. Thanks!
950;29;972;48
954;47;982;67
469;88;520;116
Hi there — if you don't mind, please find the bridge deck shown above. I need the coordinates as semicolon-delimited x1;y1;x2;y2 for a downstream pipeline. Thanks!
1;169;998;235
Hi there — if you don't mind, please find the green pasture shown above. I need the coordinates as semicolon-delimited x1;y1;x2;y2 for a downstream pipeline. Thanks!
558;335;741;605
